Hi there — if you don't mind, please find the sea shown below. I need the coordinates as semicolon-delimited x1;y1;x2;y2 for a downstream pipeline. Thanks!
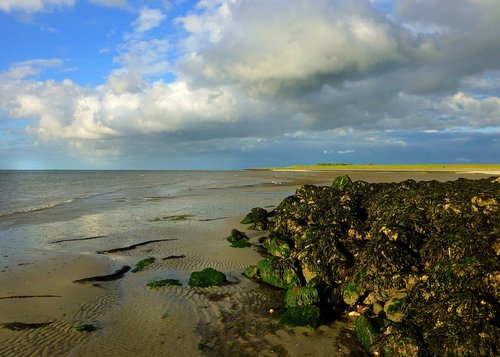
0;170;281;218
0;170;310;266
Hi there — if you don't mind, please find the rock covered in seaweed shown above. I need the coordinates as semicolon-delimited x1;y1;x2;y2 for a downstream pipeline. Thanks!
240;207;271;230
242;175;500;355
226;229;251;248
189;268;227;287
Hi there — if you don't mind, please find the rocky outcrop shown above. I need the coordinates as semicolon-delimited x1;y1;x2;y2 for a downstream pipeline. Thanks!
243;176;500;356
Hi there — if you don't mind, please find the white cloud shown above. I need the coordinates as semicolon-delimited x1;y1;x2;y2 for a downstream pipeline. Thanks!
337;149;355;154
440;92;500;127
88;0;129;9
0;0;130;12
133;7;166;33
1;73;237;141
4;58;63;79
178;0;404;94
0;0;74;12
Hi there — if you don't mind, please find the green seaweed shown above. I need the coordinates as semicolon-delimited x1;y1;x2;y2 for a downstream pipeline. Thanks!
358;266;367;279
240;214;254;224
279;306;320;328
263;238;290;258
149;214;194;222
71;323;96;333
284;286;319;307
243;265;259;279
189;268;227;287
354;314;378;353
146;279;182;288
131;257;156;273
257;258;299;289
331;175;352;190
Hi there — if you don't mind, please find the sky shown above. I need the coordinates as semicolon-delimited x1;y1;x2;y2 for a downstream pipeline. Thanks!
0;0;499;169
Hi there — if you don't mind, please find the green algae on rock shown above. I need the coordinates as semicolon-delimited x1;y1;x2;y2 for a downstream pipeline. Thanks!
263;237;291;258
284;286;319;307
279;306;320;329
354;314;378;353
230;240;252;248
243;265;258;279
331;175;352;190
256;258;300;289
189;268;227;287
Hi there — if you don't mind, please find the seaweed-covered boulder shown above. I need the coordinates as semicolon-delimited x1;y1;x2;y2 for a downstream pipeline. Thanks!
227;229;248;243
226;229;251;248
189;268;227;287
241;207;270;230
242;175;500;355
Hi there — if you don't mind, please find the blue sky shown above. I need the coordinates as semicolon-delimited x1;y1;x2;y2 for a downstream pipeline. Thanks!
0;0;499;169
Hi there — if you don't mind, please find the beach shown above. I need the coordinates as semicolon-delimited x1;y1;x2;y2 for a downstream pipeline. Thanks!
0;169;494;356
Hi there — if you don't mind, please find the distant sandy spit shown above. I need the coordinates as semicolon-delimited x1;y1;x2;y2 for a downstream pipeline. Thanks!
266;168;500;174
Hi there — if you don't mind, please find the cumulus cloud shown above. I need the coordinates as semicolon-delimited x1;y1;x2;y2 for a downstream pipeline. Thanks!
177;0;407;94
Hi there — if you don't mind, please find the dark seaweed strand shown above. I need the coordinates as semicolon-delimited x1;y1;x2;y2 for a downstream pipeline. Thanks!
51;235;108;244
1;322;54;331
97;239;178;254
0;295;61;300
73;265;131;283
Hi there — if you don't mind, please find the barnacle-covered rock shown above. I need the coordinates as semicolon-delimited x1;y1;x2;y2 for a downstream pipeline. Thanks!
241;175;500;356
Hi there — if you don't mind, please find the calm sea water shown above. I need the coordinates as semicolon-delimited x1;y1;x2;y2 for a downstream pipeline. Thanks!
0;170;303;266
0;170;291;218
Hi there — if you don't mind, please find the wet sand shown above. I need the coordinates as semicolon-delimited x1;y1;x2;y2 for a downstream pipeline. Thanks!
0;170;494;356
